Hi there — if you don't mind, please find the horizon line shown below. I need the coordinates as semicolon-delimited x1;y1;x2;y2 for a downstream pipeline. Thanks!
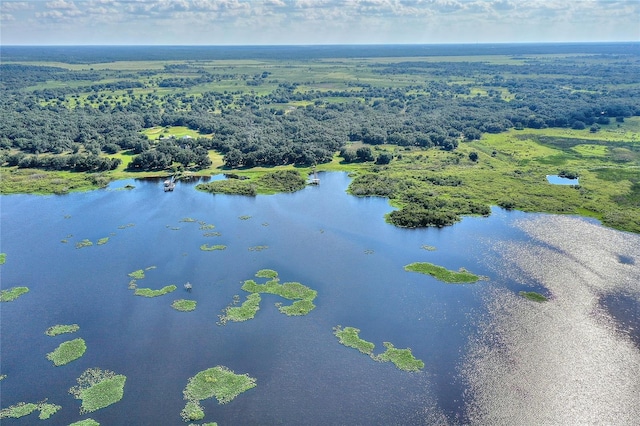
3;41;639;48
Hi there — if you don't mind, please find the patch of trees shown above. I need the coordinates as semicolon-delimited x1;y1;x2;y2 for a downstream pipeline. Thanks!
388;191;491;228
128;138;212;170
4;152;120;172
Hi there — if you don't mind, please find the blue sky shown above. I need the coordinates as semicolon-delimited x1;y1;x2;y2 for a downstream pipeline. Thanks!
1;0;638;45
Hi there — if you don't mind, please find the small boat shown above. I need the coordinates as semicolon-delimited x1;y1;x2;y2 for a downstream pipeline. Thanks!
164;176;176;192
184;282;192;292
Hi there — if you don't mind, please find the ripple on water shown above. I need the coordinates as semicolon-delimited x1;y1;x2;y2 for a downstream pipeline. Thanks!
464;215;640;425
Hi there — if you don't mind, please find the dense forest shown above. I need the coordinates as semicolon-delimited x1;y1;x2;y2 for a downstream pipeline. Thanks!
1;44;639;230
2;45;639;171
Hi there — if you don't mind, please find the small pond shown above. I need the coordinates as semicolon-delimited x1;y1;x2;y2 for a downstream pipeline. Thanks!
546;174;579;185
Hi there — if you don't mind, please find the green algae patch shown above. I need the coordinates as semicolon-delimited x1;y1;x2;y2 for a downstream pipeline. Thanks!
376;342;425;372
242;273;317;315
333;326;375;355
96;237;109;245
69;368;126;414
47;338;87;366
134;284;177;297
0;253;6;264
519;291;548;302
76;239;93;249
172;299;197;312
219;269;317;324
334;326;425;372
128;269;145;279
181;401;205;422
0;401;61;420
404;262;480;283
181;366;256;421
69;419;100;426
45;324;80;336
255;269;278;279
276;299;316;316
200;244;226;251
218;293;261;325
1;286;29;302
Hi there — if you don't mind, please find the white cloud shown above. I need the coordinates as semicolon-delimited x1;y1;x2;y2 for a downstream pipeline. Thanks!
1;0;638;44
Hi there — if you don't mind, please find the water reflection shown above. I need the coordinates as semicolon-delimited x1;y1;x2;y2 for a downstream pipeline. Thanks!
464;215;640;425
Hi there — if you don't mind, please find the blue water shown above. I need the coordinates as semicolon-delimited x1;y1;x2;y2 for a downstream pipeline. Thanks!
546;174;579;185
1;173;634;425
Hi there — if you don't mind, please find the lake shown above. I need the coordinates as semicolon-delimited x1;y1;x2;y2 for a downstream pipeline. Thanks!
1;172;639;425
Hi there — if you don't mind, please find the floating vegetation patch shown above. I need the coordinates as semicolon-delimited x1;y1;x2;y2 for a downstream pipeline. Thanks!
167;226;181;230
200;244;226;251
199;223;215;230
376;342;425;372
97;237;109;245
181;401;205;422
0;374;6;381
255;269;278;279
238;269;317;317
203;232;222;237
117;223;135;229
180;218;197;222
47;338;87;366
134;285;177;297
0;400;61;420
1;286;29;302
519;291;549;302
421;245;437;251
172;299;197;312
45;324;80;336
76;239;93;249
262;222;269;226
69;368;126;414
333;326;425;372
404;262;481;283
218;293;261;325
180;366;256;422
333;326;375;355
248;245;268;251
0;253;6;264
61;239;69;243
364;249;374;254
238;215;252;220
69;420;100;426
128;269;146;279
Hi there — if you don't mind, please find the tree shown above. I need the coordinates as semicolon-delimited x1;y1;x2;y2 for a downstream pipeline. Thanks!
469;151;479;162
356;146;374;162
375;152;393;165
